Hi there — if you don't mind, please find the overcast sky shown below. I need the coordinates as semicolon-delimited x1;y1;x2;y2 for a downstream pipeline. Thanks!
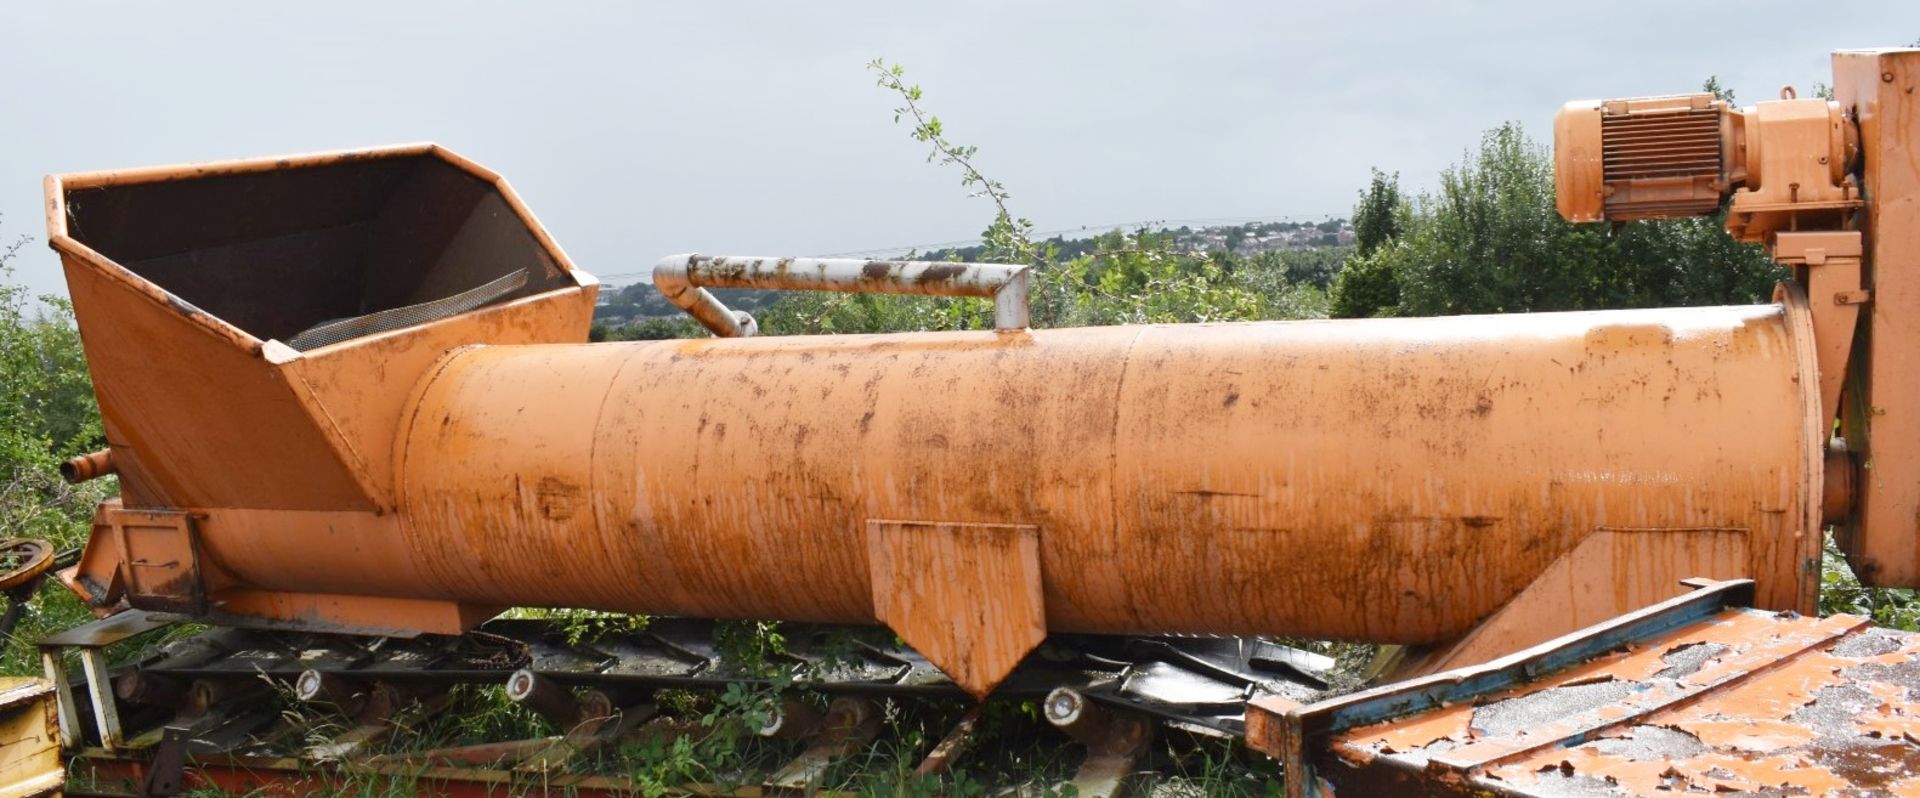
3;2;1916;300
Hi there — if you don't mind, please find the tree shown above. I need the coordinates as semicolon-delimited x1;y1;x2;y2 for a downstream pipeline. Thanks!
1350;169;1404;257
593;316;703;342
1331;122;1781;318
1328;244;1404;318
0;219;115;672
1702;75;1735;104
1395;123;1580;315
0;228;109;543
1329;169;1409;318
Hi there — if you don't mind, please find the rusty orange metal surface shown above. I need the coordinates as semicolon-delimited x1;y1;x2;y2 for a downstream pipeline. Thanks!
1833;49;1920;589
44;144;1835;698
50;49;1920;704
389;306;1821;696
866;520;1045;697
1251;581;1920;797
58;449;114;484
37;42;1920;798
1553;50;1920;597
1554;88;1860;241
46;144;597;635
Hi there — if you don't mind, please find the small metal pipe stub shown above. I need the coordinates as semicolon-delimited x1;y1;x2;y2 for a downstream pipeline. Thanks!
757;697;825;740
59;449;114;484
1045;688;1108;746
1045;687;1149;752
506;668;583;727
113;671;186;710
295;670;366;716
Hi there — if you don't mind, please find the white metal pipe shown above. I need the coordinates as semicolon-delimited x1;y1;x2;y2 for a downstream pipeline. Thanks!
652;254;1031;337
652;258;756;337
994;268;1031;331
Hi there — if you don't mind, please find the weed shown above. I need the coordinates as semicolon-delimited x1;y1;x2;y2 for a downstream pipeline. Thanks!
713;620;787;676
1820;534;1920;630
503;607;649;647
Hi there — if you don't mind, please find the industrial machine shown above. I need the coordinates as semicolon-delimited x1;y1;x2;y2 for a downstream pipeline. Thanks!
17;46;1920;797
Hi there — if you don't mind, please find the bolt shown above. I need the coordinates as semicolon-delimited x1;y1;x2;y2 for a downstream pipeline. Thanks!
1883;72;1896;83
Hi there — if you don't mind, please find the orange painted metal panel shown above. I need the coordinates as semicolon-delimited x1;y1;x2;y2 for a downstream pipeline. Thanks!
867;520;1046;698
395;306;1819;652
45;145;597;635
1834;50;1920;586
42;143;1832;691
1399;526;1753;676
54;242;378;511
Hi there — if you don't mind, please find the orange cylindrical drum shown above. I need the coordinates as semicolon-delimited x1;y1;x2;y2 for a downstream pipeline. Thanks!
395;302;1818;644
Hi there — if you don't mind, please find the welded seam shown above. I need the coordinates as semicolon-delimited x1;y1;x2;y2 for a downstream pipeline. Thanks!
1774;285;1827;614
1107;326;1149;627
392;345;480;598
584;346;645;609
284;367;380;506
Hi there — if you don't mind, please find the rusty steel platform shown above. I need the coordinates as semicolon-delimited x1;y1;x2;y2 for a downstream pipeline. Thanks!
1248;580;1920;797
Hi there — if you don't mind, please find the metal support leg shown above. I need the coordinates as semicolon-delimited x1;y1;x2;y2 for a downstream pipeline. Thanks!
79;648;121;752
41;650;80;749
36;609;172;753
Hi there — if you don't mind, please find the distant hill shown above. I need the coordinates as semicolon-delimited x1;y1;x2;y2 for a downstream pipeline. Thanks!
986;217;1351;263
593;218;1350;325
